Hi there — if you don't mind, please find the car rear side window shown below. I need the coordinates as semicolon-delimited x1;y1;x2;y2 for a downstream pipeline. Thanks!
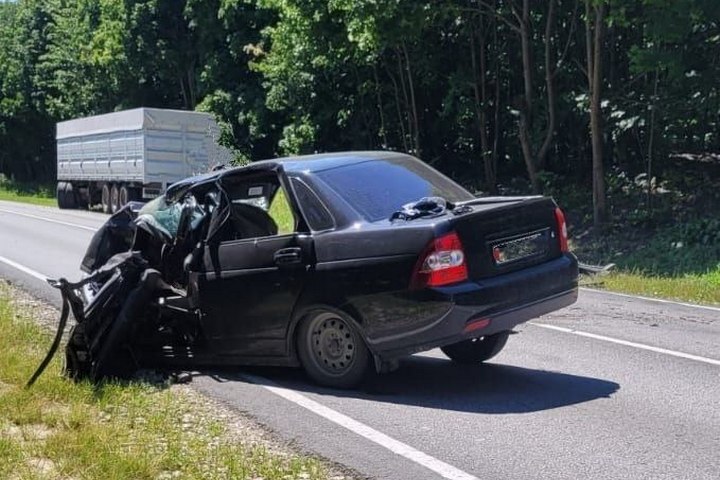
291;178;335;231
314;158;474;222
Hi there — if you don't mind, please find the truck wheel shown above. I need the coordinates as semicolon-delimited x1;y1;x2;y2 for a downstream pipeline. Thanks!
441;331;511;364
64;182;77;209
297;308;371;389
119;185;130;208
110;184;120;214
101;184;111;214
57;182;67;209
75;189;89;210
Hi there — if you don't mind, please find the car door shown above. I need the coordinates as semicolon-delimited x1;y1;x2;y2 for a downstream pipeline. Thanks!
195;177;314;358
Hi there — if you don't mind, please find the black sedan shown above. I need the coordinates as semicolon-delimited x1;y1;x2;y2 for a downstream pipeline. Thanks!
64;151;578;388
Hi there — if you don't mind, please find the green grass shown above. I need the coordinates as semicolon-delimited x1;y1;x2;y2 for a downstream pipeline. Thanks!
0;176;56;207
593;267;720;306
572;216;720;306
269;188;296;234
0;282;330;480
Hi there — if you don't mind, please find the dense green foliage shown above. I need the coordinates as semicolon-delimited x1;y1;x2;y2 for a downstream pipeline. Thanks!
1;0;719;219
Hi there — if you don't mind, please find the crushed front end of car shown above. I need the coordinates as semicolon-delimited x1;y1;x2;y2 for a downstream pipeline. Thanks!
28;190;212;385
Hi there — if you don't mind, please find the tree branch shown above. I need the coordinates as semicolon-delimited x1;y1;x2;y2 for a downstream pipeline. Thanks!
472;1;521;33
554;0;580;76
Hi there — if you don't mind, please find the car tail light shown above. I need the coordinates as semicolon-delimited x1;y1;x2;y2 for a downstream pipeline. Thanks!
410;231;468;288
554;207;569;252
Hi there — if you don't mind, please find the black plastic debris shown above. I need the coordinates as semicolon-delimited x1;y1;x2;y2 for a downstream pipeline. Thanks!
390;196;451;221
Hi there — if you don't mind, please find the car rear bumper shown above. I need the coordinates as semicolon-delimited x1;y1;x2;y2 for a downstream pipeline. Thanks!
366;253;578;359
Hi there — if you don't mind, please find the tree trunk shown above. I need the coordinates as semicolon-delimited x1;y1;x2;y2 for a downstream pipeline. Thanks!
490;4;500;195
470;16;493;192
646;68;660;214
373;65;388;148
519;114;540;190
394;48;413;153
518;0;540;192
385;64;409;152
537;0;557;169
402;42;421;157
587;1;608;226
520;0;533;112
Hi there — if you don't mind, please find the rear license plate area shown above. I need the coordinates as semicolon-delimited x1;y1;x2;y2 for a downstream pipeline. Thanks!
491;229;550;266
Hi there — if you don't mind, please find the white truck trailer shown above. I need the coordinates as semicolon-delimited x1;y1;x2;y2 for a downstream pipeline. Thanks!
56;108;233;212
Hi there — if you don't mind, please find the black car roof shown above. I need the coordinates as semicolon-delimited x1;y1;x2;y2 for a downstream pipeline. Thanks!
165;151;412;201
268;151;409;173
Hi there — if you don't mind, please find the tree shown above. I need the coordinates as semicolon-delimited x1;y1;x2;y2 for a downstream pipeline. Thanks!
585;0;608;226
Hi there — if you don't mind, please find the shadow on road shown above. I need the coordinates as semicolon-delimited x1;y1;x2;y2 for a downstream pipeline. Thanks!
203;354;620;414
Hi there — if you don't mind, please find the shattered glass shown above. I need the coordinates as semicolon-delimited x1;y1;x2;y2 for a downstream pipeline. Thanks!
137;196;182;238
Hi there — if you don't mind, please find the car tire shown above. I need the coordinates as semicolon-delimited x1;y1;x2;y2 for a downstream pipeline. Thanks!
441;331;511;364
297;308;371;389
109;184;120;214
101;183;111;214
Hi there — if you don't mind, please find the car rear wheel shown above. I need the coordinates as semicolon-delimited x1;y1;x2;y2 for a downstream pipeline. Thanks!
441;331;511;364
297;308;371;389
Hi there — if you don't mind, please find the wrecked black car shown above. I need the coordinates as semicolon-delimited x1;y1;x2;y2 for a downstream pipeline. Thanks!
37;152;579;389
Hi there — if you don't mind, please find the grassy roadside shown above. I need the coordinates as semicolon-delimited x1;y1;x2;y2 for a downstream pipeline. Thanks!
0;177;56;207
571;217;720;306
0;282;336;480
585;269;720;306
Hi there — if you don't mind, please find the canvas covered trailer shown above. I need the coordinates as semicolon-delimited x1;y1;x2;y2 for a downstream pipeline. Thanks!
56;108;233;212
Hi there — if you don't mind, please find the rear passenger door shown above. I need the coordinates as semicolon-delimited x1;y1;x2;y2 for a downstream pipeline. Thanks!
197;173;314;358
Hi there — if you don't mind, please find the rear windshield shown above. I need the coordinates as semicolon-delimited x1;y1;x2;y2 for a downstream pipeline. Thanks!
315;156;474;221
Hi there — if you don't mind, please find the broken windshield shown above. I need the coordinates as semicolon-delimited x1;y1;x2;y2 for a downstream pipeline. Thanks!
137;196;183;238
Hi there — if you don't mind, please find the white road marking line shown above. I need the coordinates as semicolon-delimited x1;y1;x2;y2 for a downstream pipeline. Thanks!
530;322;720;367
0;255;49;282
0;208;98;232
242;373;479;480
580;287;720;313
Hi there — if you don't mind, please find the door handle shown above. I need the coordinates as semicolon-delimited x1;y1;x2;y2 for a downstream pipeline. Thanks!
274;247;302;266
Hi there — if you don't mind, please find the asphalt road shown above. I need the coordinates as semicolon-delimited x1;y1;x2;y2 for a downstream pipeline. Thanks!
1;199;718;480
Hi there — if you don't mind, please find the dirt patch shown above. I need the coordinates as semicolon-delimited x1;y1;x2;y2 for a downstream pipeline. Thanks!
0;380;12;395
22;423;55;441
1;422;23;442
25;457;57;477
1;280;62;331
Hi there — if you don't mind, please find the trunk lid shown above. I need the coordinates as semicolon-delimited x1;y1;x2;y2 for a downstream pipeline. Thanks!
448;197;563;280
